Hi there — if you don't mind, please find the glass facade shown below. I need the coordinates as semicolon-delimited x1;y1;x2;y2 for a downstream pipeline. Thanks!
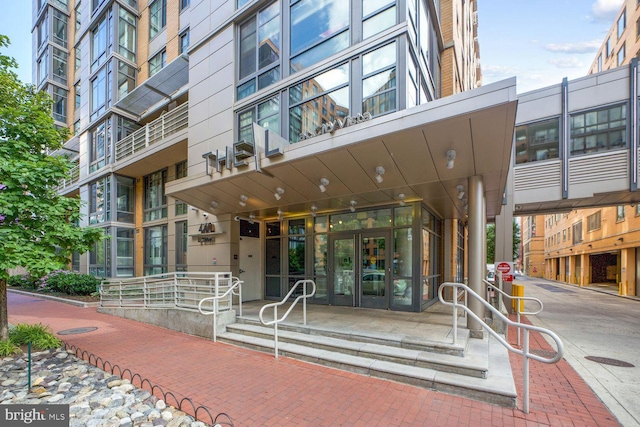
264;203;441;310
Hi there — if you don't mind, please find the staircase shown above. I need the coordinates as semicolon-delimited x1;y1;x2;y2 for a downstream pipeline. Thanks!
218;314;517;407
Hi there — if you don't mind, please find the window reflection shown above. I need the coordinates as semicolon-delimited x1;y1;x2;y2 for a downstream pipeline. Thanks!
362;43;396;116
290;0;349;72
515;118;560;164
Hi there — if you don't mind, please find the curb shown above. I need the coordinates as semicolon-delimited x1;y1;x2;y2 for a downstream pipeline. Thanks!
7;288;100;308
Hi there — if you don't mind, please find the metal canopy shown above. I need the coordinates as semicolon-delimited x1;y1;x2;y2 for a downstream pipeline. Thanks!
115;54;189;116
166;79;518;222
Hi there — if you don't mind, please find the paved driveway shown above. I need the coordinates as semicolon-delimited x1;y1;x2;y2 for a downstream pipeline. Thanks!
515;276;640;427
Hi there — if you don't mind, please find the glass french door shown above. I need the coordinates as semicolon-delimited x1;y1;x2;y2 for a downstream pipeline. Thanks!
329;232;390;308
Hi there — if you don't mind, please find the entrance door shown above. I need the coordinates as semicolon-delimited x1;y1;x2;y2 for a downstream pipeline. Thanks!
238;220;262;301
330;235;355;306
329;232;390;308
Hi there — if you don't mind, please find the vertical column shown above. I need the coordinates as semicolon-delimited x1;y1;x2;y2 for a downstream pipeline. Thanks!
619;248;635;295
468;175;485;338
580;253;590;286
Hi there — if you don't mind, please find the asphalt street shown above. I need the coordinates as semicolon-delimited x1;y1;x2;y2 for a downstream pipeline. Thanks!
514;276;640;427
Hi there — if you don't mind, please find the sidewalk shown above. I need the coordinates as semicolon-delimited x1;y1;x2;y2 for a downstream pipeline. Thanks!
7;291;620;426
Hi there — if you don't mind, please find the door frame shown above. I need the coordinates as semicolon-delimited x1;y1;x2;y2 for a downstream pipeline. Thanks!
328;230;391;308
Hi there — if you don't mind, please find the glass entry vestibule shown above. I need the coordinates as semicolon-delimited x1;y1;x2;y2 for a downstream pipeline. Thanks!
264;204;444;312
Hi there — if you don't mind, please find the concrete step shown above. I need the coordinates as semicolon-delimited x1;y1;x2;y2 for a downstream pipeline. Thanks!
235;316;468;356
218;327;516;407
225;322;487;378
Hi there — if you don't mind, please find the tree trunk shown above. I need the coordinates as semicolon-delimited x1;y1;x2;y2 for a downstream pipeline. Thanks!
0;278;8;341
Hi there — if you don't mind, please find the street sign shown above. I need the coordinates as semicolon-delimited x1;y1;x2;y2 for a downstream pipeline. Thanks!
496;261;514;282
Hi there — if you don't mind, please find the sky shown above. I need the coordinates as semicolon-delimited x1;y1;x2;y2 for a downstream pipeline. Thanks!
0;0;627;93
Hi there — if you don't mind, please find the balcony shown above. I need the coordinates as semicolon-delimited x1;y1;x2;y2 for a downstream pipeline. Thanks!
56;163;80;193
115;102;188;163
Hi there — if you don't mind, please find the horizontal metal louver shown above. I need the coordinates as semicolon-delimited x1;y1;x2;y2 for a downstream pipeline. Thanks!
514;163;561;191
569;151;627;185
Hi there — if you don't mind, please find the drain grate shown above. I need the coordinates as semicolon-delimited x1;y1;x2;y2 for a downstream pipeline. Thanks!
585;356;635;367
534;283;575;293
58;327;98;335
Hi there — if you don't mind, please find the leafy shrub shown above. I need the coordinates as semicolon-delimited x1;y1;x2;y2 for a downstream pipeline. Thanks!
9;323;62;350
36;270;101;295
0;340;21;357
7;273;37;289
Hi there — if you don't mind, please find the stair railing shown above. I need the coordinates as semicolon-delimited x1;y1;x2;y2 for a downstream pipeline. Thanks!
258;280;316;358
197;277;243;342
484;279;543;346
439;282;563;414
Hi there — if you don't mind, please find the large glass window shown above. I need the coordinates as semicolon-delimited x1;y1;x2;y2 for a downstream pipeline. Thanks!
37;13;49;49
362;42;397;116
89;176;111;224
38;50;49;85
52;47;67;85
149;0;167;39
52;86;67;122
180;0;190;11
144;225;167;275
144;169;167;221
149;50;166;77
362;0;396;39
175;161;188;216
116;228;134;277
90;120;111;172
288;219;306;276
89;228;111;277
238;96;280;143
117;61;136;100
75;1;81;32
91;64;111;121
176;221;188;271
237;1;280;100
116;175;135;223
515;118;560;164
91;12;111;73
289;63;349;143
118;8;136;62
421;208;442;304
53;9;68;48
290;0;349;73
570;104;626;155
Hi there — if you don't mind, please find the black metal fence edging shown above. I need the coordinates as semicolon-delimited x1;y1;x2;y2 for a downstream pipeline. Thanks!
63;342;233;426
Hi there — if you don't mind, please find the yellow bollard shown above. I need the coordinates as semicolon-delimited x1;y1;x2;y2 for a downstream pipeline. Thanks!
512;283;524;313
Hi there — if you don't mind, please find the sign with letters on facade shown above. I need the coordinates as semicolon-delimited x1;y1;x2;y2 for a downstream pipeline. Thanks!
202;124;285;175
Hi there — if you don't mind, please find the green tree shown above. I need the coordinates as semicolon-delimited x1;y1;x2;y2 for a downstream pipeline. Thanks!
485;220;521;264
0;36;104;341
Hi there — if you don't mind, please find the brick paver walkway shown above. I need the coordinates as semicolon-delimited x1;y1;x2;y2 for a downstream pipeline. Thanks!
7;292;620;426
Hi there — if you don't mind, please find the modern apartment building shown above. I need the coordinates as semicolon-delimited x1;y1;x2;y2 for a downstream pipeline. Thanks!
34;0;518;314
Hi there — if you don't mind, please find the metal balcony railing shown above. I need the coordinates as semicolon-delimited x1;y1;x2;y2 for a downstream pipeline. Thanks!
115;102;189;162
56;164;80;192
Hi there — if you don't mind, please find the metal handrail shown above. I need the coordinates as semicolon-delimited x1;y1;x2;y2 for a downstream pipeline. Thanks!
100;272;235;311
439;282;564;414
258;280;317;358
198;277;243;342
484;279;543;346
